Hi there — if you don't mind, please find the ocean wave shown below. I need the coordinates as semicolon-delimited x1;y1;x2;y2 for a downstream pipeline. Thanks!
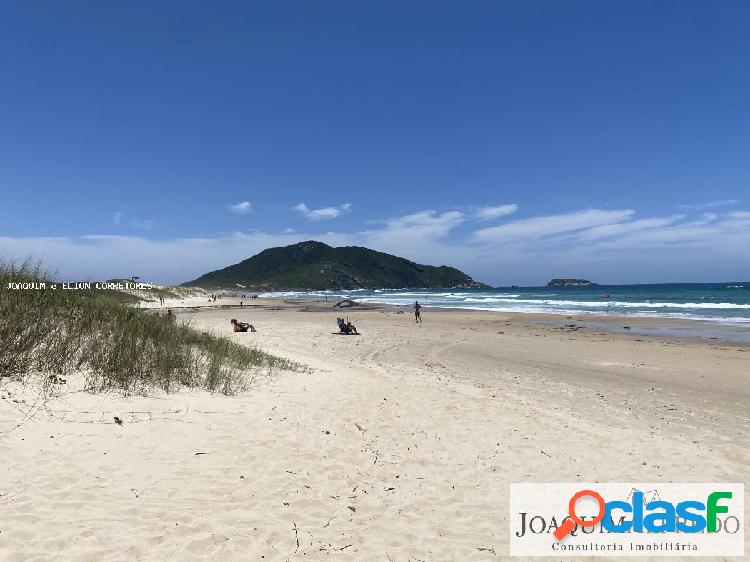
257;288;750;323
449;298;750;310
461;295;522;302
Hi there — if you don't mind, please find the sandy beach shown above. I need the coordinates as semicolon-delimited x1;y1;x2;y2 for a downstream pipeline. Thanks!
1;298;748;561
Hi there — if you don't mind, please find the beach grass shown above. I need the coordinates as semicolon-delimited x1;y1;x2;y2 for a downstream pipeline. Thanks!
106;279;206;303
0;258;298;394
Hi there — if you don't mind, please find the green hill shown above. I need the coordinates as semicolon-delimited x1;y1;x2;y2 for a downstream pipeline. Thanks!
183;241;488;291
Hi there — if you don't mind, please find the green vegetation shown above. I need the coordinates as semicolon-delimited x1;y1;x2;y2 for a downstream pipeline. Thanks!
1;258;298;395
184;241;488;290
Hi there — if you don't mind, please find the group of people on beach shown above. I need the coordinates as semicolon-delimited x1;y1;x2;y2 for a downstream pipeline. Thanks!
157;291;423;334
229;301;424;336
161;299;423;335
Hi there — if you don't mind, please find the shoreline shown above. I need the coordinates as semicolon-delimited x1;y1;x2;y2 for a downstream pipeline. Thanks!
248;283;750;327
143;294;750;346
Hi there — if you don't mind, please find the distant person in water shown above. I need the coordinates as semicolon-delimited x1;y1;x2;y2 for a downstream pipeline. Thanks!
231;319;256;332
414;301;422;323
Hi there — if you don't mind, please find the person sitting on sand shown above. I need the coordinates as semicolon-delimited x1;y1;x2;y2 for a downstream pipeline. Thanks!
231;318;256;333
336;318;359;334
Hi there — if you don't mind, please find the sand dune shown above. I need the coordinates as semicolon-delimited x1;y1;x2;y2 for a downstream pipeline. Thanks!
1;299;748;560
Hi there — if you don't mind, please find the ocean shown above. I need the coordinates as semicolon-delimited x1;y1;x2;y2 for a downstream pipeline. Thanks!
263;283;750;324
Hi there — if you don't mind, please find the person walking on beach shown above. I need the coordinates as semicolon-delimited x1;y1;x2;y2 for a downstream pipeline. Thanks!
414;301;422;323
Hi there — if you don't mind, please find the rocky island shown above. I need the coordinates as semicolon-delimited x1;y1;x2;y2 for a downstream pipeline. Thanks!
546;278;597;287
183;241;489;291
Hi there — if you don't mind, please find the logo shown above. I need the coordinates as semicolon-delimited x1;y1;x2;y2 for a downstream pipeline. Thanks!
509;483;744;557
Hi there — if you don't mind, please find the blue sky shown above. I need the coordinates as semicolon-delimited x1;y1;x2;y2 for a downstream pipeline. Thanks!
1;1;748;285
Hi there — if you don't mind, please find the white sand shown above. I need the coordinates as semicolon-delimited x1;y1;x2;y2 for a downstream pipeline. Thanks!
1;300;748;560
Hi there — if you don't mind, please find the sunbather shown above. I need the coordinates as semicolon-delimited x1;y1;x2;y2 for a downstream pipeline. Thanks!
231;318;256;332
337;318;359;334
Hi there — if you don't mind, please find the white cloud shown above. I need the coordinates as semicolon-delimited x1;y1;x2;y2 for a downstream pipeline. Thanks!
228;201;252;215
2;207;749;285
356;210;466;261
474;204;519;221
374;210;464;238
0;232;306;284
574;216;685;241
472;209;635;244
594;212;749;250
294;202;351;221
113;212;123;225
679;199;739;210
130;218;155;230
